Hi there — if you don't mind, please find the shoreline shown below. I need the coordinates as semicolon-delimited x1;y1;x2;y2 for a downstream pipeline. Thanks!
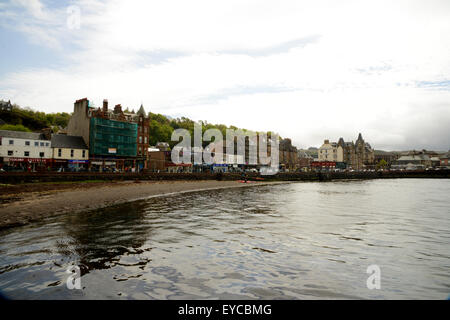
0;180;288;231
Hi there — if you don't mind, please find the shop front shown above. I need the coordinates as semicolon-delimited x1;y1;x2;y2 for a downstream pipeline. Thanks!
52;159;68;171
5;157;51;171
89;157;138;172
68;159;89;172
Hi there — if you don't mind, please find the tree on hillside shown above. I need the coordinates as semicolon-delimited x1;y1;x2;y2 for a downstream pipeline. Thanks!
0;124;32;132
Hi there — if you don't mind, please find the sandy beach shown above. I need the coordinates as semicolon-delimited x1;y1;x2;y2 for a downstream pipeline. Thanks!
0;180;286;230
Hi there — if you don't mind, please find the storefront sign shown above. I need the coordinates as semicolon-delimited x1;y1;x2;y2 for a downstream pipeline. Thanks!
7;157;50;163
68;160;89;164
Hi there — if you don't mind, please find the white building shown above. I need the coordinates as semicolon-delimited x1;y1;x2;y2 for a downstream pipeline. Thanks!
318;139;344;162
0;130;52;170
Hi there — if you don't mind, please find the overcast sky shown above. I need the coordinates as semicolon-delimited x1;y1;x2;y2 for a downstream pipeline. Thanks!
0;0;449;151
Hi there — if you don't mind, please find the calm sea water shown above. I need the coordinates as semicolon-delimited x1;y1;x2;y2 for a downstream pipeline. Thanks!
0;179;449;300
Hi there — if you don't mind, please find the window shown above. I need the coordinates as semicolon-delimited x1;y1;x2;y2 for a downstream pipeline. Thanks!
35;142;38;146
46;142;49;147
40;142;44;147
70;149;74;157
25;141;30;146
8;150;13;156
24;151;30;157
39;152;44;158
139;136;142;143
58;149;62;157
9;140;13;145
82;150;86;158
144;137;147;144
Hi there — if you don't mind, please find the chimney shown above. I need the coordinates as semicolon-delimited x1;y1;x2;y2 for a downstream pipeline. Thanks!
103;99;108;113
324;139;329;144
114;104;122;114
42;127;52;140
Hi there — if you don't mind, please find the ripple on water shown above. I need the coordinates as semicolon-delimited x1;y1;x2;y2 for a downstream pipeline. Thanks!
0;179;449;299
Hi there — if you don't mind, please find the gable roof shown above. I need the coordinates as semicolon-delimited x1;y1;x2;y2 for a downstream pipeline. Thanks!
51;134;88;149
0;129;47;140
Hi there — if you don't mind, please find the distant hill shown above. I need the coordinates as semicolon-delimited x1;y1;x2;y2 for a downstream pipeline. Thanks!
0;101;280;149
0;100;71;133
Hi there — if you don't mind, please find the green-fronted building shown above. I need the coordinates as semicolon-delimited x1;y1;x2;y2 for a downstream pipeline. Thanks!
89;117;137;157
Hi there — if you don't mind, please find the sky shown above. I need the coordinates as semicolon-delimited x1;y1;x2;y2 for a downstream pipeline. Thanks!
0;0;449;151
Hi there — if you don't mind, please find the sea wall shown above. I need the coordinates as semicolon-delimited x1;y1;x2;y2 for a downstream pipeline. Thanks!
0;170;449;184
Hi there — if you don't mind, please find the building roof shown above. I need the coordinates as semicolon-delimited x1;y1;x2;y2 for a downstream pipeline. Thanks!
397;154;430;161
51;134;88;149
0;129;47;140
136;104;146;117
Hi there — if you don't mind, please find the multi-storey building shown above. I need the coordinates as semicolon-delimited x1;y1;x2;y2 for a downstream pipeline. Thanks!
124;105;150;170
337;133;374;170
279;138;298;172
317;133;374;170
0;129;52;171
67;98;138;171
318;139;344;162
297;150;313;171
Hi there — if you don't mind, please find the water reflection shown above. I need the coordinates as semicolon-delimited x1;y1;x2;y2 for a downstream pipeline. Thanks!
59;201;153;274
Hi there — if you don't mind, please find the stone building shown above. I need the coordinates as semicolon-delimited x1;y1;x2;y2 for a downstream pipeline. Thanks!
279;138;298;172
337;133;374;170
67;98;138;171
122;104;150;170
297;150;313;171
318;139;344;163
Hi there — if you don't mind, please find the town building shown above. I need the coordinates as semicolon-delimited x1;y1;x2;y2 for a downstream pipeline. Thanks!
0;100;13;112
67;98;138;172
391;154;431;170
316;133;375;170
440;152;450;168
0;129;52;171
279;138;299;172
374;150;398;167
147;147;167;172
51;134;89;171
318;140;344;163
338;133;375;170
118;104;150;170
297;150;313;171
